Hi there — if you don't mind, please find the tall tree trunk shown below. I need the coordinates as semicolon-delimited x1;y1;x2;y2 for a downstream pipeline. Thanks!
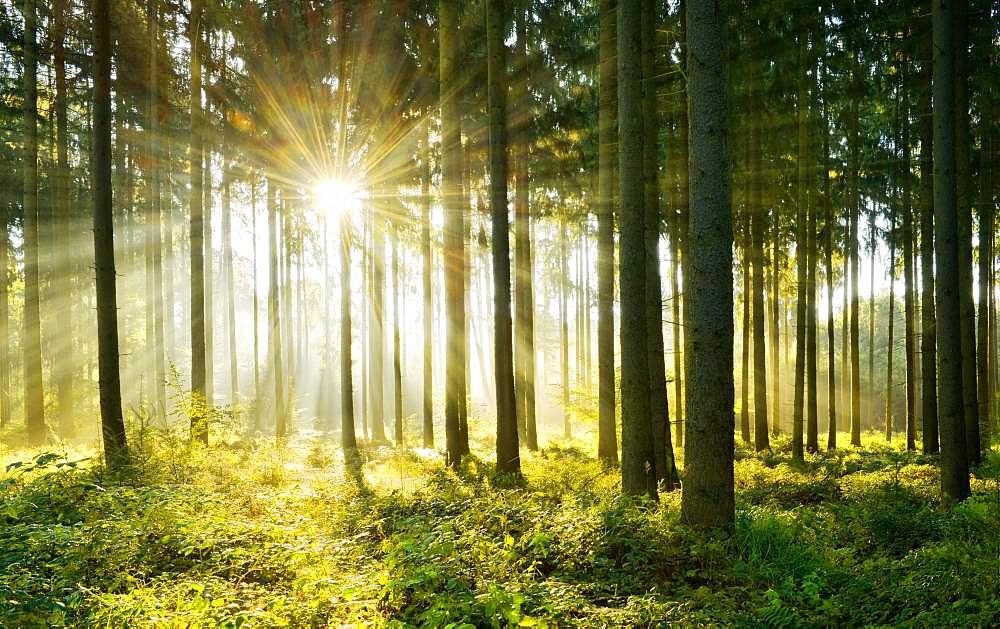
849;62;862;447
421;124;434;449
903;74;918;451
741;242;751;444
222;110;238;411
642;0;678;489
486;0;520;473
597;0;618;464
920;59;939;454
680;0;733;528
392;223;404;445
822;57;837;450
54;0;75;437
749;36;769;452
618;0;655;498
189;0;207;443
953;2;980;466
792;18;808;461
21;0;45;445
371;203;387;443
251;179;261;431
885;196;897;441
147;0;167;425
440;0;465;468
93;0;129;469
513;0;537;452
560;218;571;439
933;0;970;502
267;180;286;438
976;79;995;449
0;204;8;430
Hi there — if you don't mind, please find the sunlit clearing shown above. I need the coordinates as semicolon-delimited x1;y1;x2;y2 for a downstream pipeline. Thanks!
313;177;365;217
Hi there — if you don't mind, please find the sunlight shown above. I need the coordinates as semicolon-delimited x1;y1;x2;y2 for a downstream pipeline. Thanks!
313;177;365;216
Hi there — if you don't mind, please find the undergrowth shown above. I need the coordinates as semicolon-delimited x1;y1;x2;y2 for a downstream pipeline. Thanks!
1;429;998;627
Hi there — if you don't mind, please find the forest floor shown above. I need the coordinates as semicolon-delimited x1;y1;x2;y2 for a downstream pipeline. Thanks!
1;423;999;627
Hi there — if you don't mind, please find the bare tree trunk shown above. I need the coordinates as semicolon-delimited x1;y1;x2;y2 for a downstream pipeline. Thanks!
933;0;970;502
93;0;129;468
189;0;207;443
680;0;733;528
597;0;618;463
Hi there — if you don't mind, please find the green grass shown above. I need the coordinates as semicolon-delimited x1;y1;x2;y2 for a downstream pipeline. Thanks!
1;427;998;627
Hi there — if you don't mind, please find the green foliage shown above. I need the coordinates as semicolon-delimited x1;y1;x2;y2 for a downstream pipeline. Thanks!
0;437;998;626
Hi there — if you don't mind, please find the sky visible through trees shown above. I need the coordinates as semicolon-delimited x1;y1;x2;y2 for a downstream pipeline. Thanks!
0;0;998;625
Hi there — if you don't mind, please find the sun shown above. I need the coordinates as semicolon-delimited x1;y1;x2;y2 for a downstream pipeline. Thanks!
313;177;365;216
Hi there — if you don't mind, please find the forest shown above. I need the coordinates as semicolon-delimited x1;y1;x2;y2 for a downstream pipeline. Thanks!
0;0;998;625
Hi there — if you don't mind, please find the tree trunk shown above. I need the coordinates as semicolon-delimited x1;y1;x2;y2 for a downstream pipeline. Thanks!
392;223;404;445
618;0;655;498
597;0;618;464
680;0;733;528
902;74;918;451
486;0;520;473
953;3;980;466
512;0;537;452
885;195;897;442
93;0;130;468
792;19;808;461
188;0;208;443
822;59;837;450
749;39;769;452
251;179;261;431
920;34;939;454
560;218;571;439
741;243;751;444
21;0;45;445
642;0;678;489
267;180;286;439
849;64;862;447
421;124;434;449
932;0;970;502
54;0;75;437
440;0;464;468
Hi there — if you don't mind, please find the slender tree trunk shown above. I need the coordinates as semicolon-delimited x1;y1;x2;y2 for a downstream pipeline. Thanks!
486;0;519;472
421;124;434;449
267;180;285;438
441;0;464;468
371;202;387;443
792;18;808;461
251;179;261;431
54;0;75;436
618;0;655;498
933;0;970;502
953;3;980;466
885;197;897;442
749;44;769;452
222;150;238;411
642;0;678;488
93;0;129;468
560;218;571;439
822;59;837;450
902;84;918;451
147;0;167;425
680;0;733;528
920;62;939;454
849;64;862;447
513;0;537;452
0;204;8;430
597;0;618;464
189;0;207;443
741;244;751;444
976;81;995;448
392;223;404;445
21;0;45;445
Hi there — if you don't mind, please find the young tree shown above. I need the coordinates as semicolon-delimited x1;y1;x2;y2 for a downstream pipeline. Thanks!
93;0;129;469
680;0;734;528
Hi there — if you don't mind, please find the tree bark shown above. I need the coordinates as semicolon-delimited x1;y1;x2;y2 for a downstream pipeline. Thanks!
597;0;618;464
189;0;207;443
933;0;970;502
680;0;733;528
93;0;130;469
